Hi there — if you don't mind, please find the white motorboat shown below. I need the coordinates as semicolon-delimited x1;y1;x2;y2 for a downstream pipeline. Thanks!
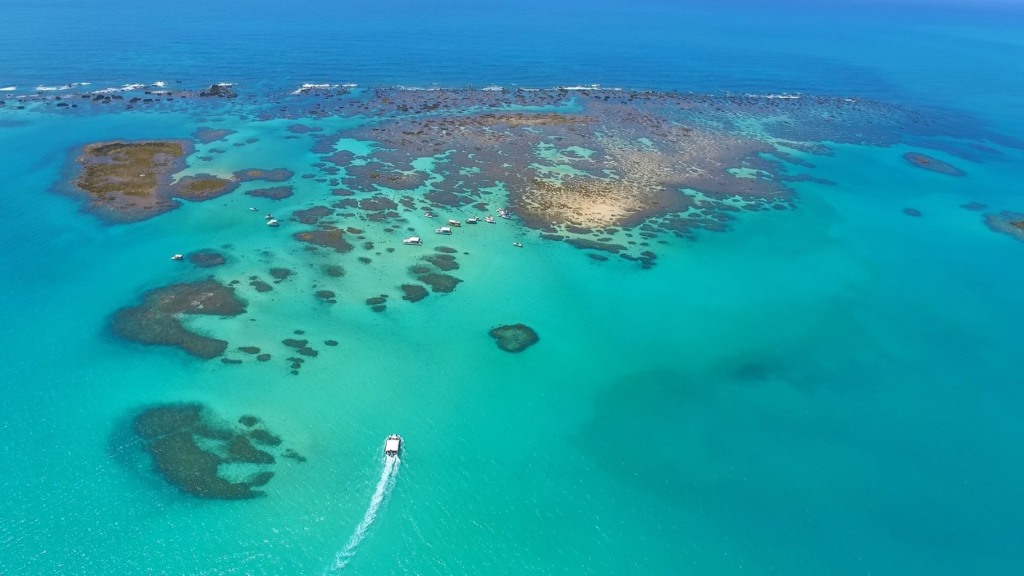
447;219;462;227
384;434;402;456
466;217;479;224
171;254;184;261
403;236;422;245
484;216;495;224
435;226;452;235
266;218;280;227
512;242;523;248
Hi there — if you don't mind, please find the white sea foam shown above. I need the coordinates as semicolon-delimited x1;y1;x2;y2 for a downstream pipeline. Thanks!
329;455;400;572
557;84;603;91
481;85;504;91
744;93;802;99
291;83;356;95
152;81;166;88
0;86;15;92
35;82;90;92
90;83;147;94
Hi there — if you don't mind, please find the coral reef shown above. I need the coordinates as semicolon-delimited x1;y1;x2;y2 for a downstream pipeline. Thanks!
111;279;245;359
130;403;301;500
489;323;540;353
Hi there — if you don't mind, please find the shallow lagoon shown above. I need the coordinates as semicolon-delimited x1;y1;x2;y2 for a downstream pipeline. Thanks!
2;1;1024;574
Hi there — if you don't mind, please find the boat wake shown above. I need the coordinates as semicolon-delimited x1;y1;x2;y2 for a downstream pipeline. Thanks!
328;454;401;571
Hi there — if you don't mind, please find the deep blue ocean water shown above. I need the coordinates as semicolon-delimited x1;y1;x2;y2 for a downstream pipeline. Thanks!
2;1;1024;574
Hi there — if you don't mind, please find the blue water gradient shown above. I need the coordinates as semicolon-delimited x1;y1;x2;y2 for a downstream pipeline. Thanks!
1;1;1023;575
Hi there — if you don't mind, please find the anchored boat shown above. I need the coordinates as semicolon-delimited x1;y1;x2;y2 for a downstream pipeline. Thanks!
384;434;402;456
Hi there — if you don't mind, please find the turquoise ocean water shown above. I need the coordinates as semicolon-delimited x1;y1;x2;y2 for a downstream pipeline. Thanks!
2;1;1024;574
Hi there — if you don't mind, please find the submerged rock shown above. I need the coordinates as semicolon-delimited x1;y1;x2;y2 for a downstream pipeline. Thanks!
423;253;459;271
234;167;293;182
903;152;965;176
293;227;353;253
315;290;337;304
249;278;273;292
417;272;462;293
193;127;235;144
400;283;429;303
246;186;294;200
984;211;1024;242
187;249;227;268
488;323;540;353
270;267;293;282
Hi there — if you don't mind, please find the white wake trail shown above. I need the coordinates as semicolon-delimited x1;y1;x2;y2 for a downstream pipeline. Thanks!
330;454;400;571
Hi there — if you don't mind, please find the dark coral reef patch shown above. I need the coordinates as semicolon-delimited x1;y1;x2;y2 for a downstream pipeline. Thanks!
130;403;302;500
193;127;236;143
984;211;1024;242
187;249;227;268
400;283;429;302
903;152;965;176
172;174;239;200
415;272;462;293
111;279;246;359
293;227;354;252
246;186;294;200
234;168;294;182
292;205;334;224
489;323;540;353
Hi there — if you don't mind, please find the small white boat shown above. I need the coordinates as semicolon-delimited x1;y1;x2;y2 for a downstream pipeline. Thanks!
484;216;495;224
424;211;435;218
249;207;258;211
447;219;461;227
403;236;422;245
498;209;511;219
265;214;274;219
466;217;479;224
171;254;184;261
435;226;452;235
512;242;523;248
266;218;280;227
384;434;402;457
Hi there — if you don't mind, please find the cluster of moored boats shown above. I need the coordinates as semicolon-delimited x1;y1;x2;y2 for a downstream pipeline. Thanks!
174;206;520;261
404;208;521;247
